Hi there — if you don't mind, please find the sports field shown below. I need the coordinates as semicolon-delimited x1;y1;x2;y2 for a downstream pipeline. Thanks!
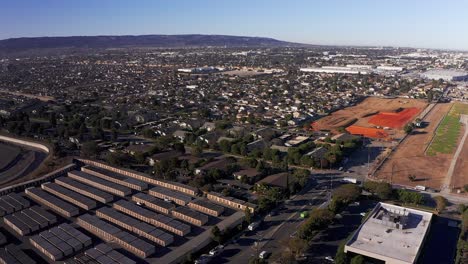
345;125;389;138
369;107;420;129
427;103;468;156
312;97;426;138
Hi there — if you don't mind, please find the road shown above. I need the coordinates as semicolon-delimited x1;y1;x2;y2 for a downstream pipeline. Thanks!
212;172;342;263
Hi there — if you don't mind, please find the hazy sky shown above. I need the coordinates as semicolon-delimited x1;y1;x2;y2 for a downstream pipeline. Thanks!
1;0;467;50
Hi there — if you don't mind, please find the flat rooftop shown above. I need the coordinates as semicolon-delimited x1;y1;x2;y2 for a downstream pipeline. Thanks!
345;202;433;264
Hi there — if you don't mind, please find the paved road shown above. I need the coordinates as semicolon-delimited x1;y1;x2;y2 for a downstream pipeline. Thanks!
212;172;342;263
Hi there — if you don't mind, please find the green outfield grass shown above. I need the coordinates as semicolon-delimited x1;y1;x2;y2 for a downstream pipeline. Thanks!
427;103;468;156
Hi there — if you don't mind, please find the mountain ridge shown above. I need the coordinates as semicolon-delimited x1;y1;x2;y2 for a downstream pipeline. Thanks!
0;34;307;53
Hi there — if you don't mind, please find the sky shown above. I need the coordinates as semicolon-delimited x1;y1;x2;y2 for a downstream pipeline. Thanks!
1;0;467;50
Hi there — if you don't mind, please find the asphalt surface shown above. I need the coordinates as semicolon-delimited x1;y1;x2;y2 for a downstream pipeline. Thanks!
212;172;343;263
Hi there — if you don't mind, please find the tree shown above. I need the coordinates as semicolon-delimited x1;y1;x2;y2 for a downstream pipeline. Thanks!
404;123;414;134
245;207;252;224
350;255;364;264
332;184;361;204
192;145;203;157
288;238;308;258
408;174;416;182
434;196;447;213
211;226;222;244
363;181;393;200
335;242;347;264
134;151;146;164
80;141;99;158
173;142;185;154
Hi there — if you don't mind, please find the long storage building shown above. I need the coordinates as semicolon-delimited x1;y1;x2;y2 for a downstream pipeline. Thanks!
76;214;155;258
25;188;79;217
188;199;225;217
55;177;114;203
132;192;175;215
96;207;174;246
81;166;148;191
171;206;209;226
41;182;96;210
68;171;132;197
149;186;192;206
0;244;36;264
113;200;191;236
70;243;136;264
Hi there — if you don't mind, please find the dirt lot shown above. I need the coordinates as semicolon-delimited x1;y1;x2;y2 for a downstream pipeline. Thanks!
374;103;453;189
312;97;427;134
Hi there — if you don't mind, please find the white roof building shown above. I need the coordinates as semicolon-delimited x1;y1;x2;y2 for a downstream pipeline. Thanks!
421;69;468;82
345;202;433;264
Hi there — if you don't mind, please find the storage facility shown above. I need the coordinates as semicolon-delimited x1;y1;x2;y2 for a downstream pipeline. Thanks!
149;186;192;206
77;214;156;258
207;192;256;213
171;206;209;226
81;165;148;191
132;192;175;214
68;170;132;197
113;200;191;236
25;187;79;217
55;176;114;203
41;182;97;210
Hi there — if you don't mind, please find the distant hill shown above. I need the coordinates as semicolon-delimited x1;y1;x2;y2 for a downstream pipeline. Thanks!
0;34;305;53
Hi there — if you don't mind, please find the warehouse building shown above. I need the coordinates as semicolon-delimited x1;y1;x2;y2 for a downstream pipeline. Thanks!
421;69;468;82
344;203;433;264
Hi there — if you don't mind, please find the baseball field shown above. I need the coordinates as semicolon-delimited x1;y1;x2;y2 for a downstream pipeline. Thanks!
312;97;426;138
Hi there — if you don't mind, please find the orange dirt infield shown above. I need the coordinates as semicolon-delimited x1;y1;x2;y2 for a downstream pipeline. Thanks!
346;125;389;138
311;97;427;134
369;107;420;129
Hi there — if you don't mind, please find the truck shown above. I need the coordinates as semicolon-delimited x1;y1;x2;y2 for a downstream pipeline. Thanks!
248;221;261;231
343;177;357;184
415;185;426;191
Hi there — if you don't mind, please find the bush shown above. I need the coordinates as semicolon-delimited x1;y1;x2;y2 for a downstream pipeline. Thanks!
396;189;424;205
298;209;334;240
363;181;393;200
434;196;447;213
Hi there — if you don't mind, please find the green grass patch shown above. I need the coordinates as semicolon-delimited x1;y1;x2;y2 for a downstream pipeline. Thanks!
427;103;468;156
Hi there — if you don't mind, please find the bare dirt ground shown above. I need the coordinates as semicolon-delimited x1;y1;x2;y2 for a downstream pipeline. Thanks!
312;97;427;134
451;125;468;191
375;103;452;189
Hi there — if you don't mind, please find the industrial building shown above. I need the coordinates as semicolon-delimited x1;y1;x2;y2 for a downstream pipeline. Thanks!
345;203;433;264
421;69;468;82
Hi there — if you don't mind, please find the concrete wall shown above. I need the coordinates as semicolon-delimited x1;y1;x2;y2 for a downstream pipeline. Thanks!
0;135;49;153
0;164;76;196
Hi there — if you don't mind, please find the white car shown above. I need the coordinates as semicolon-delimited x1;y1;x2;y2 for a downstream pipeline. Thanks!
259;251;270;259
325;256;334;262
209;245;224;256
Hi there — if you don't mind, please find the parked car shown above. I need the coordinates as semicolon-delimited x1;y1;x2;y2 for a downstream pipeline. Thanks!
209;245;224;256
259;251;271;259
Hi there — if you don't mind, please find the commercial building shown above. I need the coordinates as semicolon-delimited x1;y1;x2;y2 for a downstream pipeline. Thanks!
300;66;369;75
421;69;468;82
345;203;433;264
